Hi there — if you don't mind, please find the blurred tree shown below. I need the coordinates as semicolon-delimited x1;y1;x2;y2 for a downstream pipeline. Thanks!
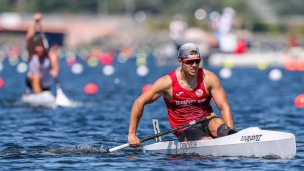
0;0;303;35
0;0;303;16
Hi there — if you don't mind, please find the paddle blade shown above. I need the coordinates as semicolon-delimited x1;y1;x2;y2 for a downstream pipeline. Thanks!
107;143;130;153
55;87;73;107
42;37;49;50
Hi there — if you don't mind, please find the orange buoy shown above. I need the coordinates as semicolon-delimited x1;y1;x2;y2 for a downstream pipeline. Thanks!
294;94;304;108
284;60;297;71
84;83;98;94
142;84;152;93
297;60;304;71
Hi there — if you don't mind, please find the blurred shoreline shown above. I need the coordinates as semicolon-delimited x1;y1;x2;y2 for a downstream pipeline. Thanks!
1;13;304;68
1;13;302;48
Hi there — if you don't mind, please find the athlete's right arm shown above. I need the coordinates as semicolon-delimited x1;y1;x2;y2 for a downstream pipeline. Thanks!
26;13;42;61
128;75;171;147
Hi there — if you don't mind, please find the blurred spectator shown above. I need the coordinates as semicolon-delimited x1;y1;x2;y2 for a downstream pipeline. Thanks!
169;14;187;50
233;38;247;54
218;7;235;35
288;35;299;49
218;7;237;53
209;11;221;46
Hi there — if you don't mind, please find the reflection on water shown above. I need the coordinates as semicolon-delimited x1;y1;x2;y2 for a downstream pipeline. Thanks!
47;145;105;155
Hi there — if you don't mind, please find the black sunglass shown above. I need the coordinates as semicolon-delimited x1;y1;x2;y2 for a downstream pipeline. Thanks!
182;59;201;65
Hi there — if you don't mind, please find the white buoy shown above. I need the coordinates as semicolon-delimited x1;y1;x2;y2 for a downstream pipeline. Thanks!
16;62;28;73
269;69;282;81
71;63;83;74
136;65;149;76
102;65;115;76
114;78;120;84
0;62;3;72
219;68;232;79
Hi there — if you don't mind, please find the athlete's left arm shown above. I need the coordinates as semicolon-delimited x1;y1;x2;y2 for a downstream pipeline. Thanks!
207;72;234;128
48;50;60;78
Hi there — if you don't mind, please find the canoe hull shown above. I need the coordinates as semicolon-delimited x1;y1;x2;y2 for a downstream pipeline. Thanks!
143;127;296;159
21;91;56;109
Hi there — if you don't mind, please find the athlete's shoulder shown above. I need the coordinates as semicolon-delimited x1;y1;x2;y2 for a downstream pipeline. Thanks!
156;74;171;85
201;68;220;87
48;49;58;57
201;68;217;78
151;75;170;92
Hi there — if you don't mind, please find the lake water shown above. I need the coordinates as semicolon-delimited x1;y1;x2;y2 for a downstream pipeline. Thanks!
0;53;303;171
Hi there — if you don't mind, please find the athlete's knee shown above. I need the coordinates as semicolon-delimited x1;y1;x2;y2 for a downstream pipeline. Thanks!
209;118;224;130
201;136;213;140
209;117;225;126
207;118;223;136
216;124;238;137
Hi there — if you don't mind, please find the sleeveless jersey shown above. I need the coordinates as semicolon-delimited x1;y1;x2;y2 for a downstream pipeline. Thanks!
164;68;213;137
27;55;52;88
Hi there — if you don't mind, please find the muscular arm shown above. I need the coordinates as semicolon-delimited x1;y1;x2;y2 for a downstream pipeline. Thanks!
26;20;37;61
26;13;42;61
128;75;171;146
206;71;234;128
48;50;60;77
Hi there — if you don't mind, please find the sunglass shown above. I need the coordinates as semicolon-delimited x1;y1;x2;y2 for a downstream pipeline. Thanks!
182;59;201;65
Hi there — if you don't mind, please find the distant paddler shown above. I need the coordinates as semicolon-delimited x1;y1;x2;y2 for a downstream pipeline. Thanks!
25;13;59;94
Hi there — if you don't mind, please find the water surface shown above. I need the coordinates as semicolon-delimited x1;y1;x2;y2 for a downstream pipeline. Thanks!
0;56;303;171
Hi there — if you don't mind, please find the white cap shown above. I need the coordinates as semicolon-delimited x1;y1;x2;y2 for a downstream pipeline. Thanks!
177;43;200;59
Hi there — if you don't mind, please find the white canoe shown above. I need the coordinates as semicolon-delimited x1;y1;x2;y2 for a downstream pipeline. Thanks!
143;127;296;159
21;89;80;109
21;91;56;109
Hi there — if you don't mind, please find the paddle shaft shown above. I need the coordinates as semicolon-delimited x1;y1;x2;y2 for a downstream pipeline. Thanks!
38;23;61;88
38;21;64;101
106;117;209;153
38;22;49;50
54;77;61;89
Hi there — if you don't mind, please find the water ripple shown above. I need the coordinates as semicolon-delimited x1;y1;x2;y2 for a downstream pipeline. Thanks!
0;61;303;170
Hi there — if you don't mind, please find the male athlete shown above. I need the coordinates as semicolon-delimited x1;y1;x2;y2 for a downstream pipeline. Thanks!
128;43;236;147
